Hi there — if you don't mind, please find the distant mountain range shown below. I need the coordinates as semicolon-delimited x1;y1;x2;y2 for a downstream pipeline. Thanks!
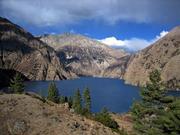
111;46;137;54
40;33;128;78
0;17;179;89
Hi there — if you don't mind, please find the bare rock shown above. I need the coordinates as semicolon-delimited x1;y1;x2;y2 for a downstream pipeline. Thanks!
124;26;180;89
0;17;75;86
7;119;28;135
40;33;128;78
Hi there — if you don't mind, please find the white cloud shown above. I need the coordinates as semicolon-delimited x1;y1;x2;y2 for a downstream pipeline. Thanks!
99;37;151;51
155;30;169;40
99;37;124;46
98;30;168;51
0;0;179;26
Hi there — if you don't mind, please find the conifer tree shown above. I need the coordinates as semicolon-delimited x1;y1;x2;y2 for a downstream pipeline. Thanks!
47;82;59;103
131;70;180;135
9;73;24;94
141;69;165;103
155;96;180;135
83;87;91;113
72;89;82;114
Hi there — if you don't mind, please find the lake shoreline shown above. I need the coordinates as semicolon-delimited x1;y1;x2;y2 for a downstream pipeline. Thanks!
24;77;141;113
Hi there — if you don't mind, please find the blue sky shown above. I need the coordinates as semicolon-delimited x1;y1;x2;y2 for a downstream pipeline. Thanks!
0;0;180;51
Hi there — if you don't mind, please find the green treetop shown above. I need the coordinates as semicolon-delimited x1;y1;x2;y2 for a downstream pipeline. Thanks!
47;82;59;103
141;69;166;103
72;89;82;114
131;70;180;135
83;87;91;113
9;73;24;94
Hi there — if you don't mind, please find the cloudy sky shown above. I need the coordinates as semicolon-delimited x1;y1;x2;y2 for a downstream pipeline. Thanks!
0;0;180;51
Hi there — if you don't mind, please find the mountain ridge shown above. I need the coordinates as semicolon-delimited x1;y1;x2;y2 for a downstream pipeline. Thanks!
0;17;75;85
124;26;180;89
40;28;180;89
0;17;179;89
40;33;129;78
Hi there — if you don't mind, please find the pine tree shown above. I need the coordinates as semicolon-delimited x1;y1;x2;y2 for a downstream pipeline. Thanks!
47;82;59;103
131;70;167;134
131;70;180;135
72;89;82;114
9;73;24;94
155;97;180;135
141;69;165;103
83;87;91;113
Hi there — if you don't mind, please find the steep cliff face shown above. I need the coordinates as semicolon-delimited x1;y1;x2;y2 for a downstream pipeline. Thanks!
0;17;74;82
124;26;180;89
40;33;128;77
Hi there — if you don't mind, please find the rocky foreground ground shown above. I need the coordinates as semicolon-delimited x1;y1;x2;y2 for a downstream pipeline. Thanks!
0;93;132;135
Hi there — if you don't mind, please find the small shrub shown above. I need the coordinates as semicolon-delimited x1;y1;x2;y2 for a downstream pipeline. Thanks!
94;107;119;130
59;96;68;103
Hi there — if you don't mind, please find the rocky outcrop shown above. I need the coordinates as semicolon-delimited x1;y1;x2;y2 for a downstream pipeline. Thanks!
0;93;119;135
124;26;180;89
0;17;75;82
40;33;128;77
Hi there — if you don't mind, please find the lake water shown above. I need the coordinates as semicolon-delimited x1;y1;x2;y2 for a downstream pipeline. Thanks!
24;77;179;113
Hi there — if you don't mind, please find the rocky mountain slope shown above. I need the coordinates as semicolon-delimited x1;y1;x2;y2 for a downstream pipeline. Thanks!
40;33;128;77
124;26;180;89
103;56;130;79
40;29;180;89
0;93;121;135
0;17;74;83
1;17;179;89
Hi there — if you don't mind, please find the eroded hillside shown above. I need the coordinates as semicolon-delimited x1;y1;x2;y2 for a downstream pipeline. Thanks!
40;33;128;78
0;93;123;135
0;17;75;82
124;26;180;89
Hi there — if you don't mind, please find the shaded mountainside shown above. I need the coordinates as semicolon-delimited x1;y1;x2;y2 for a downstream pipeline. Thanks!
0;93;120;135
124;26;180;89
1;17;179;89
103;56;130;79
0;17;75;84
0;69;28;89
40;33;128;77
